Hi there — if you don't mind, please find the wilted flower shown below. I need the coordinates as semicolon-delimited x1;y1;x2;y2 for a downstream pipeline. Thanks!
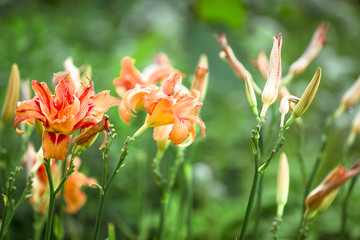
279;95;300;127
304;161;360;220
1;64;20;129
261;34;282;117
72;115;112;155
14;74;115;161
122;72;206;146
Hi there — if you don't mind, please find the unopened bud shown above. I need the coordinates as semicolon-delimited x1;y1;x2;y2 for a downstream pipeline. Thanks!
351;108;360;138
1;64;20;128
252;52;269;81
289;22;328;77
261;34;282;117
286;68;321;127
340;76;360;110
191;54;209;103
276;153;289;218
245;76;258;117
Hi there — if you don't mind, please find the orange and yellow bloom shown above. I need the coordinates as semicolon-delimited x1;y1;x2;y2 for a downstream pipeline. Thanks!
121;72;205;146
14;73;114;161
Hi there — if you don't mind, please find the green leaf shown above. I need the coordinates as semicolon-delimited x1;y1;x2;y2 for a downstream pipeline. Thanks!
53;215;64;240
2;194;9;207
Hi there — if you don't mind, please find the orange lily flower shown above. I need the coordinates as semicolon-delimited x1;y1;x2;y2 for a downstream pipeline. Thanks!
122;72;205;146
63;157;97;214
113;54;183;98
305;161;360;219
14;73;114;161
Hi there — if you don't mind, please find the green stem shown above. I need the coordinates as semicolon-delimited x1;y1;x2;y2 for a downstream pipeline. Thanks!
297;218;309;240
238;122;262;240
93;189;106;240
183;161;193;240
258;127;286;173
2;174;34;236
0;167;24;240
300;116;333;224
92;134;133;240
44;158;56;240
270;216;282;240
340;175;358;238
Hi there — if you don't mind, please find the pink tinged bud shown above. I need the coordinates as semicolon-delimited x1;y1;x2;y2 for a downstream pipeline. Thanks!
261;34;283;117
341;76;360;110
217;32;261;94
252;52;269;81
1;64;20;128
289;22;328;76
276;153;289;217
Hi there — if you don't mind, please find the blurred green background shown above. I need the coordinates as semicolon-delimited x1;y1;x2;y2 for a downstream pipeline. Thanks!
1;0;360;239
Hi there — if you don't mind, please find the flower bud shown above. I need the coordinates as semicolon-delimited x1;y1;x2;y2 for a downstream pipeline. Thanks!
245;76;258;117
261;34;282;117
217;32;260;94
289;22;328;77
276;153;289;218
340;76;360;110
252;52;269;81
352;107;360;135
191;54;209;103
1;64;20;128
286;68;321;126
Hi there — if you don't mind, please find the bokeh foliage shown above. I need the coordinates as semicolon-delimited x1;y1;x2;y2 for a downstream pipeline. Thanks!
1;0;360;239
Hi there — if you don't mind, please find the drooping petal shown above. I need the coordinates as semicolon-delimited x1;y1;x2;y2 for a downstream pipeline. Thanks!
169;117;191;145
42;131;71;161
14;99;46;134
